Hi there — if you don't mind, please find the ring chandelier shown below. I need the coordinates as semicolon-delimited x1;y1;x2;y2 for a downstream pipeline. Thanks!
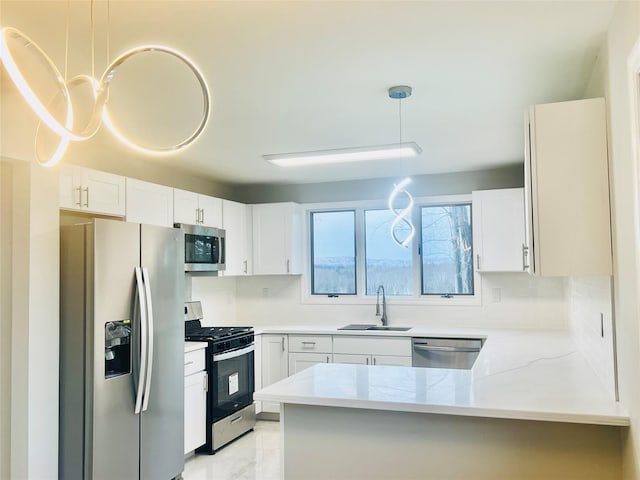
0;26;211;167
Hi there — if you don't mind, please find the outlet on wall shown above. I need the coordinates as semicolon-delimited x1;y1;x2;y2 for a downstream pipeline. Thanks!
492;288;501;303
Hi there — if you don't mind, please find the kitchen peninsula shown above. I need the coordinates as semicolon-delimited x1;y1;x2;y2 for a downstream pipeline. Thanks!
254;330;628;480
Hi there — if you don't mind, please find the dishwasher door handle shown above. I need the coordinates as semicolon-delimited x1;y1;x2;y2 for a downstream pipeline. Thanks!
413;345;481;353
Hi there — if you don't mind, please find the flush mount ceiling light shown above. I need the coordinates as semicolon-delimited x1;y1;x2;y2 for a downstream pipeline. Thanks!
263;142;421;167
264;85;421;167
0;2;211;167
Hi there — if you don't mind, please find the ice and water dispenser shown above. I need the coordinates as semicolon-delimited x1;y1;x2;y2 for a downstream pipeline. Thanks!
105;320;132;378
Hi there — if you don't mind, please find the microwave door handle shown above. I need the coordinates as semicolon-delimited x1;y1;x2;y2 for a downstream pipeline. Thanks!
141;267;154;412
134;267;148;415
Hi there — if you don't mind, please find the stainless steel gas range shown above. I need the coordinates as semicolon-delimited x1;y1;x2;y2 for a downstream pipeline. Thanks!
184;302;256;453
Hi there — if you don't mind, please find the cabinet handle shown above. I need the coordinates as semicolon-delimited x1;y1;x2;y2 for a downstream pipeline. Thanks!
301;341;316;346
373;357;376;365
281;337;285;353
83;187;89;207
366;357;369;365
522;244;530;271
195;208;200;224
204;372;208;393
476;254;480;271
243;260;248;274
201;208;205;225
326;356;330;363
230;415;243;425
184;361;194;366
286;259;290;273
74;187;82;206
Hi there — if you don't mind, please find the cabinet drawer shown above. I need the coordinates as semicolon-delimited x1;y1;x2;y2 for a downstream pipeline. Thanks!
333;336;411;356
289;335;332;353
184;348;206;376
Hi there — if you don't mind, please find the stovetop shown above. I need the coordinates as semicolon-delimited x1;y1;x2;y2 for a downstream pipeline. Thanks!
185;320;253;343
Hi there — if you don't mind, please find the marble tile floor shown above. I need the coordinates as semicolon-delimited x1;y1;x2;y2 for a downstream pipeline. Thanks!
183;420;281;480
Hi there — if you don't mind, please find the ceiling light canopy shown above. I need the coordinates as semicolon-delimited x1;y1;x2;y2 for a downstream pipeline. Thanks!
264;142;421;167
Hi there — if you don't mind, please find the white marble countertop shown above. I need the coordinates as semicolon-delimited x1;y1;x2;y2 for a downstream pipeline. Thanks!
184;341;208;353
254;328;629;426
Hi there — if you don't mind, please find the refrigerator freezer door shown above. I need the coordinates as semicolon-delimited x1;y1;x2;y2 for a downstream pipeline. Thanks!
91;220;142;480
139;224;185;480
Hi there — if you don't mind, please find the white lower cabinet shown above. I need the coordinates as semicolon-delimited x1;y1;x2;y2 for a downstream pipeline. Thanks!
333;353;412;367
261;335;288;414
184;347;207;454
289;352;332;375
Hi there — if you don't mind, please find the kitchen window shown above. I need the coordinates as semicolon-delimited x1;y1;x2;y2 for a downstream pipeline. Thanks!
307;197;478;304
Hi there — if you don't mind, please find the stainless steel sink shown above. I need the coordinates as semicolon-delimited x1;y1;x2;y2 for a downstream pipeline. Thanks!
366;326;412;331
338;324;412;332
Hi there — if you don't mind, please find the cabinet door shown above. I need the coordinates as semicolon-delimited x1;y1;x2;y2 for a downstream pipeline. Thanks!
288;352;332;375
184;371;207;454
80;168;126;216
59;165;81;210
252;203;301;275
126;178;174;227
333;353;370;365
472;188;525;272
261;335;288;413
526;98;611;276
222;200;252;276
372;355;412;367
333;336;411;357
174;188;199;225
198;194;223;228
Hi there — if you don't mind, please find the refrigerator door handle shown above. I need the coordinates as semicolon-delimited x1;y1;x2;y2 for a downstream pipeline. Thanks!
134;267;148;415
141;267;154;412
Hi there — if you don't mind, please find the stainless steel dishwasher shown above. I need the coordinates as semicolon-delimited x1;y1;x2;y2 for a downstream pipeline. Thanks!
412;337;483;369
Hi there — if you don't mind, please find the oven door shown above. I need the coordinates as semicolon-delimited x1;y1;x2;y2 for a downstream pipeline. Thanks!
210;345;255;423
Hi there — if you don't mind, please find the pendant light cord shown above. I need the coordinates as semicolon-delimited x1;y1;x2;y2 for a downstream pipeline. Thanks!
64;0;69;82
90;0;95;78
398;97;403;145
107;0;110;65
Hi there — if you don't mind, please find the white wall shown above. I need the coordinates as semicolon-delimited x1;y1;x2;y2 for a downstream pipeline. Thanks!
7;161;59;479
232;273;568;330
602;1;640;477
0;163;13;480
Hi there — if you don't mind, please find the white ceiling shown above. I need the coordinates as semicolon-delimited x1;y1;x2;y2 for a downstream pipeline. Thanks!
0;1;616;186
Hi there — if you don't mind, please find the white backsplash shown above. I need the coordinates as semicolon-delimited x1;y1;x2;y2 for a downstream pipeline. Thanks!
192;273;570;331
569;276;616;397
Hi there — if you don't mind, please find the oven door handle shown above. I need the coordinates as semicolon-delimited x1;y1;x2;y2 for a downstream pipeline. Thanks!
213;344;254;362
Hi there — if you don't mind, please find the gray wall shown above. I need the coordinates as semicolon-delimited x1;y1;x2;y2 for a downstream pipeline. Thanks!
234;164;524;204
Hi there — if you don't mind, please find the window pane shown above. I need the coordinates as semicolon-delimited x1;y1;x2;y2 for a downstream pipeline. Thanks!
421;204;474;295
365;209;413;296
311;211;356;295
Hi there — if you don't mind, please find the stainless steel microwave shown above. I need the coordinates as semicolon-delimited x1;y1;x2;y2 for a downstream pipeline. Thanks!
174;223;226;273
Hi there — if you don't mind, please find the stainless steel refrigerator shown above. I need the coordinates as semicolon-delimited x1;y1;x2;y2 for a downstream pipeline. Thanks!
60;219;185;480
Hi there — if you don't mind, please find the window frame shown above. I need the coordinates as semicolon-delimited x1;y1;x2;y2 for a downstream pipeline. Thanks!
309;209;358;296
302;195;481;306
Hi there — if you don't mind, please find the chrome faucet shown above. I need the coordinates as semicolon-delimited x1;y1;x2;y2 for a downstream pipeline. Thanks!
375;285;387;326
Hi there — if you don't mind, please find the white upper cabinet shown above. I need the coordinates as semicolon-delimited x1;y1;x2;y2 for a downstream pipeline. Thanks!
525;98;612;276
221;200;253;276
173;188;223;228
252;202;302;275
472;188;526;273
59;165;125;216
125;178;174;227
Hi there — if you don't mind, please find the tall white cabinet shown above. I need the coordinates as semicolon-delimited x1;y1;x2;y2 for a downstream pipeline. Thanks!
524;97;612;276
252;202;302;275
472;188;526;272
221;200;253;276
